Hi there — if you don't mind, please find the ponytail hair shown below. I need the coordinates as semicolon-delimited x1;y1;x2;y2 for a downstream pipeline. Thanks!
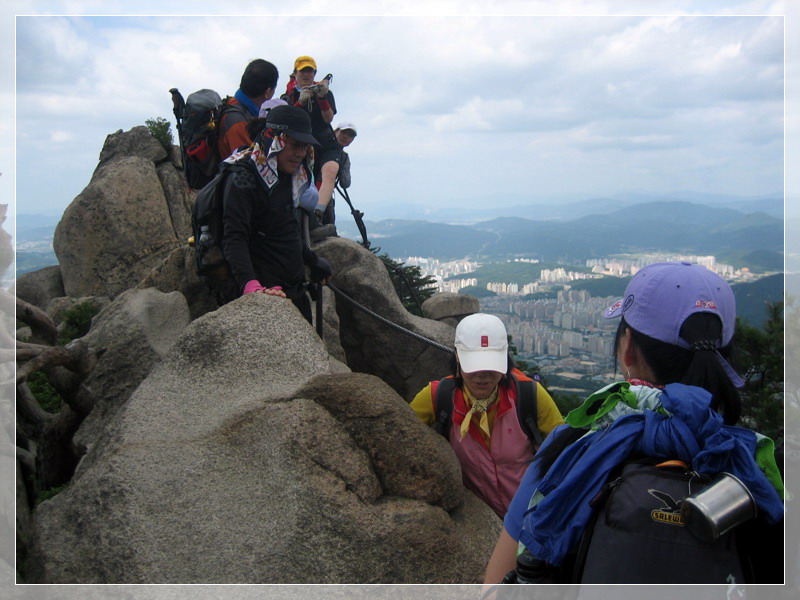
615;313;741;425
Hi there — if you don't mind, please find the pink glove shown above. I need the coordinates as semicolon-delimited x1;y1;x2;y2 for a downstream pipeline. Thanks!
243;280;267;294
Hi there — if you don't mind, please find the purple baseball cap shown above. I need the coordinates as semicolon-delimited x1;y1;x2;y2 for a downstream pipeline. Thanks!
604;261;743;386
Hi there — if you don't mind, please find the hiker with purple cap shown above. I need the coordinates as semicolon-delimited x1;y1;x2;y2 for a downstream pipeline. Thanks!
484;262;784;584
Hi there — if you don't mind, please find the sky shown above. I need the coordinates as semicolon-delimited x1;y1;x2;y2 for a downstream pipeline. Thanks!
2;1;798;230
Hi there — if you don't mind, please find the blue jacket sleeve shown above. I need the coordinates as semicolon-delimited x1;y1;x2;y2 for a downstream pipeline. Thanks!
503;456;543;541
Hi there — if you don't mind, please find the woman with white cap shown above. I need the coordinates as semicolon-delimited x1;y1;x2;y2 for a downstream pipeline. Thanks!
483;262;784;584
410;313;564;518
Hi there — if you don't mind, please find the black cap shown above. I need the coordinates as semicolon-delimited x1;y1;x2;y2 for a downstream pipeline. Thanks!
263;105;320;147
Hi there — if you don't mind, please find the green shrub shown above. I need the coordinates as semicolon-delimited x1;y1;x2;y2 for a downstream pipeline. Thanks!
36;484;68;505
27;371;63;413
145;116;174;152
58;301;101;345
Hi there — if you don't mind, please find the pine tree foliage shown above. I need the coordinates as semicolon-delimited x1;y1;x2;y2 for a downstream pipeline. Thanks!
377;253;437;316
735;300;784;445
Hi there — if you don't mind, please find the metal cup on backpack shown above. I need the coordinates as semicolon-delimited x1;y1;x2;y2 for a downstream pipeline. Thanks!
680;472;757;543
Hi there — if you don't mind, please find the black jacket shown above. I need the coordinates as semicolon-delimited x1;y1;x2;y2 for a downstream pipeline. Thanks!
221;162;315;299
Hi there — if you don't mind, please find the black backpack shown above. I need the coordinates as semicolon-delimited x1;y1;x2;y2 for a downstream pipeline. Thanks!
170;88;250;190
432;371;545;451
509;458;756;585
190;164;238;303
574;458;754;583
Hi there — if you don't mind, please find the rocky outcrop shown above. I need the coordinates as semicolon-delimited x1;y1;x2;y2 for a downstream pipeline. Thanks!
137;245;219;321
25;294;500;584
53;128;186;299
156;161;194;243
15;266;65;311
97;126;167;169
422;291;480;327
314;237;456;401
319;285;347;364
71;288;191;458
19;125;504;586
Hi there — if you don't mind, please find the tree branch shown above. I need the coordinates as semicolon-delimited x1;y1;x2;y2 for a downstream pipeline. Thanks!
16;339;96;385
16;296;57;345
16;382;54;429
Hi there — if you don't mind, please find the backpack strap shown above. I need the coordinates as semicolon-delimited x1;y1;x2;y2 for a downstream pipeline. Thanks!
513;373;545;451
217;100;251;140
432;378;457;439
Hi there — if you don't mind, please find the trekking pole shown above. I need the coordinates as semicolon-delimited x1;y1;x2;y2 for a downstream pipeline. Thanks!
316;282;324;338
334;182;370;249
300;210;324;339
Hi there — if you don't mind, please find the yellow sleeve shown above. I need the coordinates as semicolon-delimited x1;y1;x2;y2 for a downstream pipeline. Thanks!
535;383;565;435
409;382;436;426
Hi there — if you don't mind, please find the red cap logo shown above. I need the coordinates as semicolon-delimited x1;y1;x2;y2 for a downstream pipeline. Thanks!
695;300;718;309
481;335;489;347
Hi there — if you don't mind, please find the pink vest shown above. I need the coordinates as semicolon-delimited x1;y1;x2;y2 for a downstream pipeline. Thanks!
442;382;534;517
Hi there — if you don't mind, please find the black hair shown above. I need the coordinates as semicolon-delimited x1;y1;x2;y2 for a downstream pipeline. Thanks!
240;59;279;98
247;117;266;141
533;312;742;480
613;313;741;425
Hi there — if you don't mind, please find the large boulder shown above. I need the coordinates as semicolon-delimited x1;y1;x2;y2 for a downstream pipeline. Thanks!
312;285;347;364
71;288;192;456
15;266;65;311
314;237;456;401
53;155;181;298
24;294;499;583
156;160;194;243
422;291;480;327
96;126;167;169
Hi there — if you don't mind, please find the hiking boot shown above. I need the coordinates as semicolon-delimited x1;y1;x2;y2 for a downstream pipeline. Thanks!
310;223;337;242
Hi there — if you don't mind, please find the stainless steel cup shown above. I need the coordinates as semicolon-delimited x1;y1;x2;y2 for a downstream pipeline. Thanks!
680;472;756;543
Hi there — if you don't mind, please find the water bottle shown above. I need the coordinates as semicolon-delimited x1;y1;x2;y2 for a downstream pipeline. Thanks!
514;550;556;584
198;225;212;248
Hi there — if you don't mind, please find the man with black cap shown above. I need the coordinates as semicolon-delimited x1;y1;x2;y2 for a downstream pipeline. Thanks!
220;104;333;322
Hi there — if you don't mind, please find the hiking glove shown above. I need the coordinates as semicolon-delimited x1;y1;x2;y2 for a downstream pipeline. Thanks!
243;280;267;294
316;78;330;98
309;256;333;283
298;87;314;105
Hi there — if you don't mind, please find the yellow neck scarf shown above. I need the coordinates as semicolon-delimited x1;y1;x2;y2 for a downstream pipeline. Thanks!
459;384;499;443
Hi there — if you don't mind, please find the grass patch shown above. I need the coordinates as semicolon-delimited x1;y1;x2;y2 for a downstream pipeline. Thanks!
58;301;101;345
35;484;68;505
27;371;63;413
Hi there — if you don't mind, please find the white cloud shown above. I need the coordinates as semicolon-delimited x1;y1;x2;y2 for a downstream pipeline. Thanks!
49;130;74;143
7;8;788;217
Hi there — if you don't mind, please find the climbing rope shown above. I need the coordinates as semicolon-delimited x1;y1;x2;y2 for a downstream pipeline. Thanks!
327;282;454;355
301;205;453;355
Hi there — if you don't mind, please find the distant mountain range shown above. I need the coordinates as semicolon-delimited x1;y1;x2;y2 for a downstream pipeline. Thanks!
570;273;783;329
341;199;783;270
358;191;784;223
17;195;785;277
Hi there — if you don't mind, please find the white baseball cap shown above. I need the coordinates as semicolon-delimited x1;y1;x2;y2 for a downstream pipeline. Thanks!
335;122;357;135
454;313;509;374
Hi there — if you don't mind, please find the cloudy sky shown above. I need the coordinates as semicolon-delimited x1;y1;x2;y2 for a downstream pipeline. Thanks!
3;1;798;227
